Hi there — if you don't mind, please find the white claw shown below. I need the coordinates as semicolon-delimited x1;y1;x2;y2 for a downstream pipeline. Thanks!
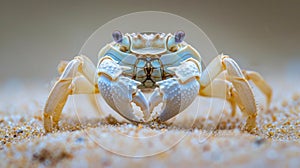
149;78;200;122
98;75;150;122
149;59;201;122
98;58;149;122
149;88;163;113
132;90;150;120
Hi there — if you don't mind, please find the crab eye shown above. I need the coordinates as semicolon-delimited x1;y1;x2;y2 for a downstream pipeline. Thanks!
167;30;185;52
112;30;123;43
175;30;185;43
112;31;130;52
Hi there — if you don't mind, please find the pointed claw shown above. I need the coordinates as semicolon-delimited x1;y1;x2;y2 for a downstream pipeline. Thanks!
98;75;149;122
132;90;150;120
149;78;200;122
149;88;163;113
149;58;201;121
98;58;150;122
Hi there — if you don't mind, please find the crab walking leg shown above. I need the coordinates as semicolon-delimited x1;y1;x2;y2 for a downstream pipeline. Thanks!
149;58;201;121
97;56;150;122
57;60;70;75
57;59;102;113
242;70;272;107
199;54;271;130
44;55;98;132
199;79;238;117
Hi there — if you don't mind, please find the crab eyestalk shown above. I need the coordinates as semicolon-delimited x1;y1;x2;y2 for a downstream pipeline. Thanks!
167;30;185;52
175;30;185;43
112;30;123;43
112;30;130;52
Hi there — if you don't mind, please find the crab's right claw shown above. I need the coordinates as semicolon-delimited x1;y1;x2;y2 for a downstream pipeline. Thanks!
97;57;150;122
149;58;201;121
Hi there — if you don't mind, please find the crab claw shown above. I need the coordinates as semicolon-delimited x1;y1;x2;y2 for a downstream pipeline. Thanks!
98;57;150;122
149;59;201;121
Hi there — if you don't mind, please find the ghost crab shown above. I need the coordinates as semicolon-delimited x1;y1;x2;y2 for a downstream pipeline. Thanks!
44;30;272;133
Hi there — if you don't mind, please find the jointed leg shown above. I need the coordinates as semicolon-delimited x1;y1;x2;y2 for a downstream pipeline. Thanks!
242;70;272;107
199;54;272;131
200;79;238;116
44;55;98;133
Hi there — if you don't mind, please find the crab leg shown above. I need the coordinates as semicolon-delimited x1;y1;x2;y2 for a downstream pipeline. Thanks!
97;56;150;122
44;55;98;132
149;58;201;121
199;54;272;131
199;79;238;116
242;70;272;107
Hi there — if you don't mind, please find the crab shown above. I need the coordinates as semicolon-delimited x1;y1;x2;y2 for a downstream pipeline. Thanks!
43;30;272;133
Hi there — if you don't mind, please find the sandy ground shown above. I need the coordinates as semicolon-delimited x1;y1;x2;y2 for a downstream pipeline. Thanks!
0;75;299;168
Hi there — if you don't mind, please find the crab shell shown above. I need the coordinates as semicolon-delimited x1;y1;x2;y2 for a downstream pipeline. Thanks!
96;31;202;122
98;32;202;90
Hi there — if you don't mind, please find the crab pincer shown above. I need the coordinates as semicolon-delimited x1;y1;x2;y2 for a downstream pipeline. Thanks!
149;58;201;121
97;56;150;122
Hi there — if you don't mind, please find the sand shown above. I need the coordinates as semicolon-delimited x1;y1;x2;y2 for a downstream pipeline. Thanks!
0;76;299;167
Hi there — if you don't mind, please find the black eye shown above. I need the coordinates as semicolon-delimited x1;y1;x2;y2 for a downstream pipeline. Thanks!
175;30;185;43
112;30;123;43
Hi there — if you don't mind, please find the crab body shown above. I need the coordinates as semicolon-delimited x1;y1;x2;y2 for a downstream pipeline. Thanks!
98;32;201;90
43;31;272;133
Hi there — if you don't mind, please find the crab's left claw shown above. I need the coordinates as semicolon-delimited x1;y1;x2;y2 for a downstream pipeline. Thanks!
98;57;150;122
149;58;201;121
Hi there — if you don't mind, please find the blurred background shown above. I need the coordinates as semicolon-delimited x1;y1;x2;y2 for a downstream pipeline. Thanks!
0;0;299;84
